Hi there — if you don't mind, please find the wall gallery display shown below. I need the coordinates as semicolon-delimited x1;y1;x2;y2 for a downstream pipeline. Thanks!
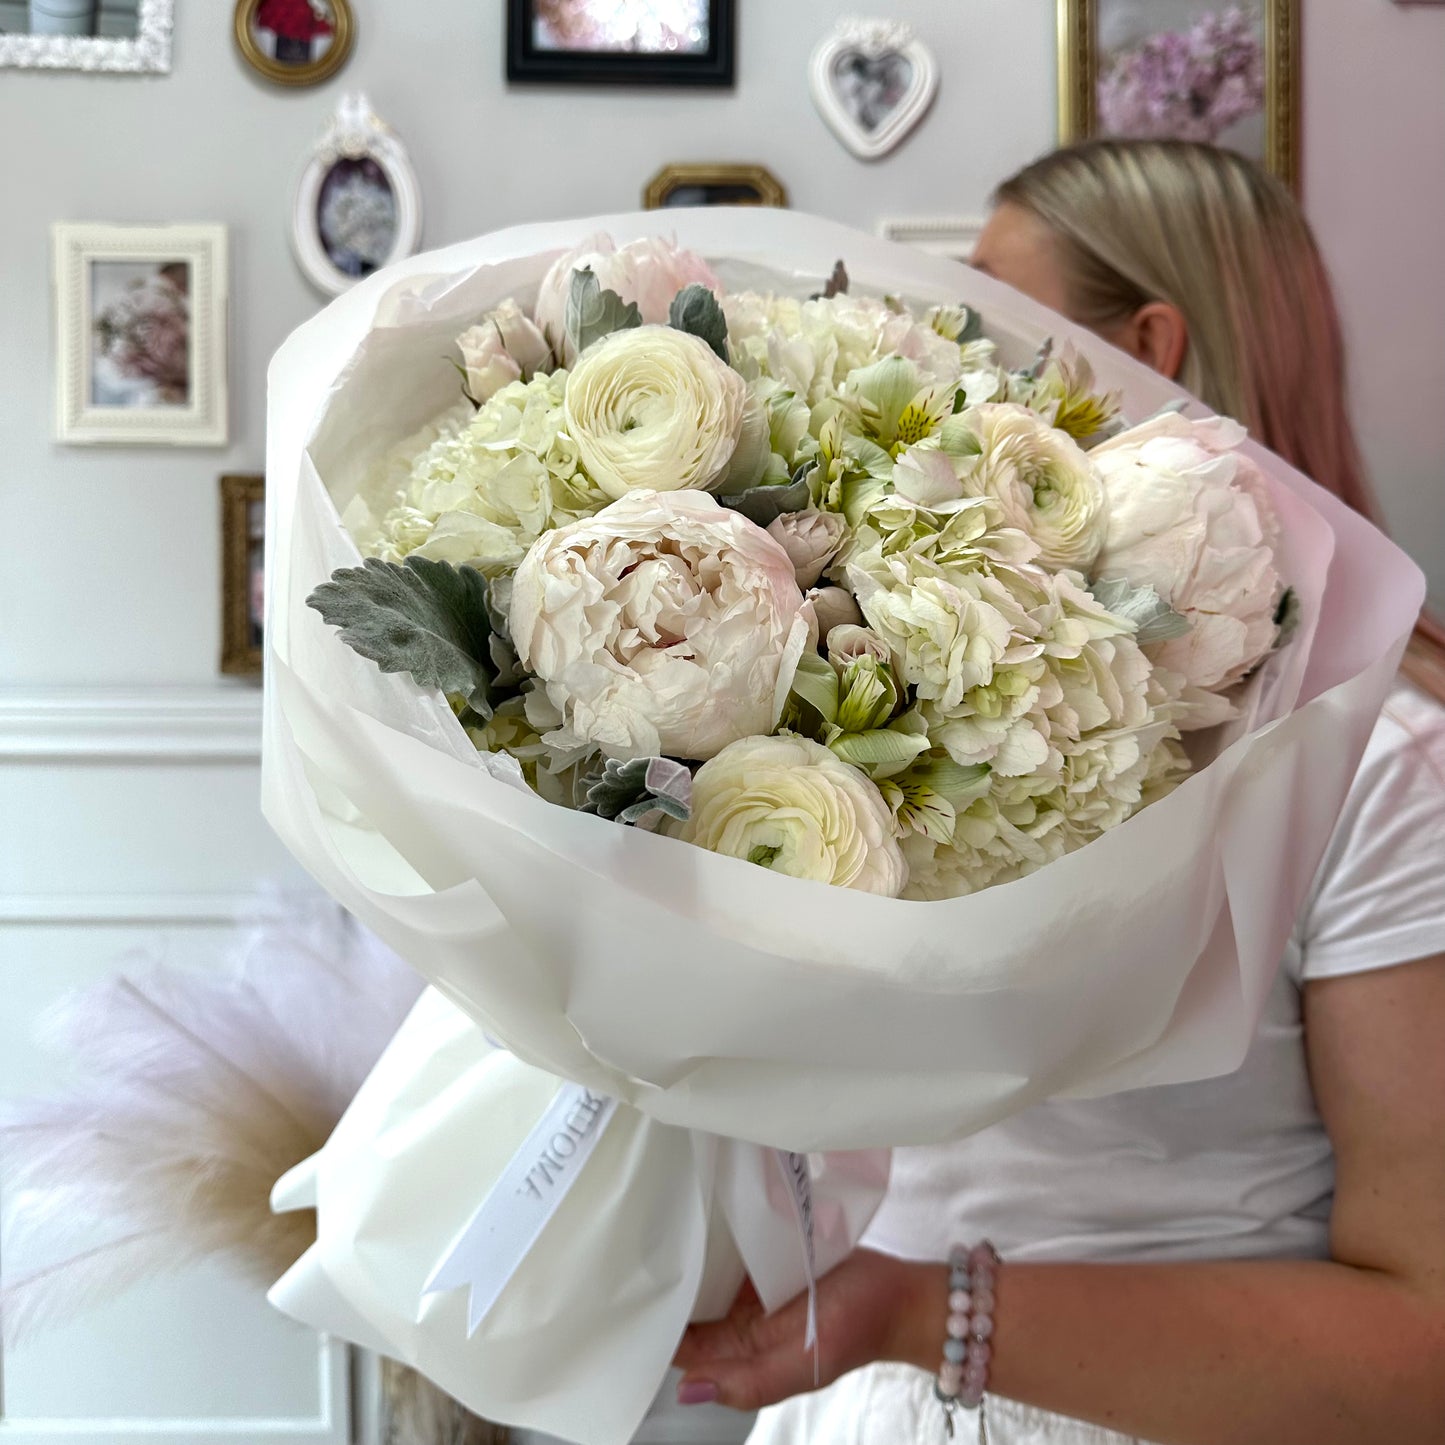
292;93;422;296
52;223;228;447
0;0;171;72
233;0;353;86
220;473;265;677
1057;0;1299;186
809;18;939;161
507;0;734;86
643;163;787;209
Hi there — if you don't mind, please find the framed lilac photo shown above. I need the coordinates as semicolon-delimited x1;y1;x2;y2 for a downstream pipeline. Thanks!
1057;0;1298;188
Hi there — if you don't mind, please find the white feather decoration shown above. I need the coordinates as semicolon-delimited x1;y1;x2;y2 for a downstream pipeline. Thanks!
0;893;424;1349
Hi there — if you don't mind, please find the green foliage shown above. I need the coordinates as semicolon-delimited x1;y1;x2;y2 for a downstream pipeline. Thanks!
566;267;642;357
668;283;729;363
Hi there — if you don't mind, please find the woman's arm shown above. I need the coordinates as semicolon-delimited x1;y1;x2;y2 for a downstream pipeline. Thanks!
675;955;1445;1444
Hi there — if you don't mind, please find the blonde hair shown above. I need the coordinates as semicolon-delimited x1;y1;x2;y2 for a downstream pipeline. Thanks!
997;139;1445;687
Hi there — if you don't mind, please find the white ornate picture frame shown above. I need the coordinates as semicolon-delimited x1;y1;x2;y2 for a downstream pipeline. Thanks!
292;93;424;298
809;19;939;160
878;217;984;263
53;223;228;447
0;0;172;72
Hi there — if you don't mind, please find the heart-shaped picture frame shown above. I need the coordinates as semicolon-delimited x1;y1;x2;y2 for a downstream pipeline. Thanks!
809;19;939;161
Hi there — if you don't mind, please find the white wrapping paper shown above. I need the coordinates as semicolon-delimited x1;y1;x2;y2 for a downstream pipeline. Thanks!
261;211;1425;1442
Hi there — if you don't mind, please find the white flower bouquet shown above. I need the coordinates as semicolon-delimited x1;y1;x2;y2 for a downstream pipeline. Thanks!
261;211;1424;1443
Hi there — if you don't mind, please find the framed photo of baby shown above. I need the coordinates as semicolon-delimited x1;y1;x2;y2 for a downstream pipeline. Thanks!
1057;0;1298;187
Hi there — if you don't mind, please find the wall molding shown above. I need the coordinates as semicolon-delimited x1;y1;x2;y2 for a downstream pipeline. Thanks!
0;688;262;763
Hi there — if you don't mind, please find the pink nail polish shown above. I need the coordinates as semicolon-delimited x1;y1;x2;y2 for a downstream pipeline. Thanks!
678;1380;720;1406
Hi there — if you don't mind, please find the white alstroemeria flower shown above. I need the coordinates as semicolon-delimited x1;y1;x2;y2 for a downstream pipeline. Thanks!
952;403;1107;572
533;233;722;365
564;326;747;500
509;489;808;761
1091;413;1282;706
676;734;907;896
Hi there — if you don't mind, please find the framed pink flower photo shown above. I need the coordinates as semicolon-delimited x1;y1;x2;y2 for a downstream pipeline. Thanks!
53;223;228;446
1058;0;1298;188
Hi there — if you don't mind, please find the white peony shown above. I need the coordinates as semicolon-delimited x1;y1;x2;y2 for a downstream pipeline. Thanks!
1091;413;1282;700
952;404;1107;572
509;489;809;761
807;585;864;638
534;233;722;365
455;300;553;403
766;507;849;588
676;734;907;896
564;326;748;500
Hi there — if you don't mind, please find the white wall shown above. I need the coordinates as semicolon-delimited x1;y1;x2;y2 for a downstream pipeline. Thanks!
1;1;1443;1440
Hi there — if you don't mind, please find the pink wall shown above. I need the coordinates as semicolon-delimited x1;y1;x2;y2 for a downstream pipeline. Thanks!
1304;0;1445;607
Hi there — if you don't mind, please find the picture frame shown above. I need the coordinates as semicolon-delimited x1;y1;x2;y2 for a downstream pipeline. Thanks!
53;222;229;447
292;92;423;297
220;473;265;677
1057;0;1299;189
643;163;787;210
878;217;984;263
233;0;353;87
809;19;939;161
0;0;172;73
507;0;734;87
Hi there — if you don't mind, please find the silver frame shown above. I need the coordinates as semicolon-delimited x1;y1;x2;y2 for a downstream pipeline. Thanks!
0;0;173;72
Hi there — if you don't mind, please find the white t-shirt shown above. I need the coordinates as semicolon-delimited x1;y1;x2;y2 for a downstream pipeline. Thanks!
862;683;1445;1268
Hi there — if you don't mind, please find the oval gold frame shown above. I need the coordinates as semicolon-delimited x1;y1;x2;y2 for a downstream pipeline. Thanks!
643;163;789;211
234;0;354;88
1056;0;1299;192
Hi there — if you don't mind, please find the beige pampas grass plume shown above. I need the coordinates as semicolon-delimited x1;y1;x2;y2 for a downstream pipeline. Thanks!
0;895;423;1349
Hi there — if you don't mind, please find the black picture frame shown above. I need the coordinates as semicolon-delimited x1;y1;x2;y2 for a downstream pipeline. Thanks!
506;0;735;86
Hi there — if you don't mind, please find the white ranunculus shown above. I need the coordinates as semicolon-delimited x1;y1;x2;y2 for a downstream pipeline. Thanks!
676;734;907;896
1091;413;1282;699
455;299;553;403
509;489;809;761
766;508;849;588
953;403;1107;571
534;233;722;365
564;326;748;500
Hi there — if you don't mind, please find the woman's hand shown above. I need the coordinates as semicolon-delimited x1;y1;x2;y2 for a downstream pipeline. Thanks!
673;1249;943;1410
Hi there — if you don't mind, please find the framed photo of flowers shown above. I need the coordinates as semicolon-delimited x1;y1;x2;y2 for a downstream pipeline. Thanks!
1057;0;1299;187
233;0;353;86
220;473;265;676
507;0;735;86
52;223;228;446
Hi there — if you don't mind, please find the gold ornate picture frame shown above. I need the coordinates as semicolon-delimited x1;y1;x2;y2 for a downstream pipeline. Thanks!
643;163;788;210
233;0;354;87
220;473;265;677
1057;0;1299;189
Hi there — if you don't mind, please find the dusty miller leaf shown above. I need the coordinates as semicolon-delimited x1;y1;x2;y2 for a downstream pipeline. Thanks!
306;557;505;721
668;284;729;363
719;476;812;527
580;756;693;827
566;267;642;358
1088;576;1192;645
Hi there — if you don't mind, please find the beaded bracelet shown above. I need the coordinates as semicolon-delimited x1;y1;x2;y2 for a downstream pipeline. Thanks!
933;1241;999;1440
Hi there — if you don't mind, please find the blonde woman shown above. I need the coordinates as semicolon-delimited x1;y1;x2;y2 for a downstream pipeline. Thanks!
674;141;1445;1445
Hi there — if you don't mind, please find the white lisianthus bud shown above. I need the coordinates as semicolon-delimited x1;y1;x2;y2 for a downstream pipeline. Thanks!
675;734;907;896
765;507;849;588
456;299;553;403
564;326;747;500
509;489;809;761
808;585;864;638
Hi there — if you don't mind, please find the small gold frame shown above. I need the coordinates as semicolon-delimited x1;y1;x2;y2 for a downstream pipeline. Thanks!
1056;0;1299;190
233;0;354;88
643;163;789;211
220;473;265;677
